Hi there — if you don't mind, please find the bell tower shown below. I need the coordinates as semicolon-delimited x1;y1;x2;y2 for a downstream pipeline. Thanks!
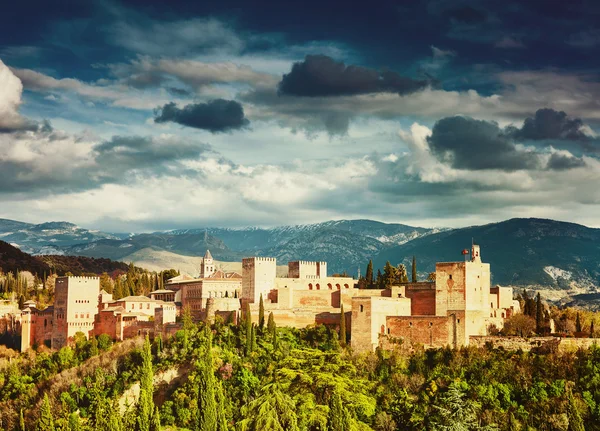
200;250;215;278
471;244;481;263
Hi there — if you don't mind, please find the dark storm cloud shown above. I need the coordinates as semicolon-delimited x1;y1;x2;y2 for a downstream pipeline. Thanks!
154;100;250;133
546;153;586;170
166;87;192;97
508;108;589;141
427;116;540;171
94;135;210;170
0;118;53;134
278;55;432;97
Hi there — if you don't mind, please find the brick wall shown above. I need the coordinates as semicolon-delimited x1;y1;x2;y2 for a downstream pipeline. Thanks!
385;315;453;348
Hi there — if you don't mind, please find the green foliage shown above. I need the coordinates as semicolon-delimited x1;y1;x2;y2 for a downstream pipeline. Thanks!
136;336;154;431
197;326;217;431
339;304;346;347
327;389;351;431
37;393;55;431
365;260;374;288
258;294;265;331
238;383;298;431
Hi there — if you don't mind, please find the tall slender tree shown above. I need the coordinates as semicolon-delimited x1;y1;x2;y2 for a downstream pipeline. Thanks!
576;312;582;333
339;304;346;347
591;320;595;338
137;335;154;431
535;293;544;334
245;302;253;355
37;393;56;431
258;294;265;331
411;256;417;283
365;260;374;288
197;326;217;431
268;312;277;348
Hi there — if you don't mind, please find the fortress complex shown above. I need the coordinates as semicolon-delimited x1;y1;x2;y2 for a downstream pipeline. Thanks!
15;244;517;353
352;245;518;352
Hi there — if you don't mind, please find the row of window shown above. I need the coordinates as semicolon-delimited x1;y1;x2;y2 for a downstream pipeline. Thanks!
128;303;152;310
308;283;349;290
74;313;91;319
75;300;91;304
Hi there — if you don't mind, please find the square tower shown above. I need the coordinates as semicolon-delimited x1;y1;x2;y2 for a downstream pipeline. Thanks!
434;246;491;346
52;276;100;349
242;257;277;303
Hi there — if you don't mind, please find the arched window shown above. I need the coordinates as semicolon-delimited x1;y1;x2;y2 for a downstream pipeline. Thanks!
490;302;494;308
344;284;349;289
308;283;313;290
336;284;341;290
360;305;364;312
328;283;332;290
316;284;320;290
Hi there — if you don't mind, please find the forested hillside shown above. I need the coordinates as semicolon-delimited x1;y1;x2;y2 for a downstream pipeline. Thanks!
2;311;600;431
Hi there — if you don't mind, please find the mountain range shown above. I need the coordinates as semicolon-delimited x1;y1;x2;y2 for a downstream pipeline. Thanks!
1;217;599;291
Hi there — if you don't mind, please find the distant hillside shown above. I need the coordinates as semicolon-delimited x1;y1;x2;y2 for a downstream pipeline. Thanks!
0;240;144;277
2;218;434;274
38;255;142;276
0;218;125;255
374;218;600;289
64;232;239;262
0;240;50;276
121;248;288;277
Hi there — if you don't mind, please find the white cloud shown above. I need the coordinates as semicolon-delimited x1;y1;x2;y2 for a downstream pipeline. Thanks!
0;58;30;130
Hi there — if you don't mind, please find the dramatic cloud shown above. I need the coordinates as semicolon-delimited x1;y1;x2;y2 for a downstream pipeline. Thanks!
278;55;431;97
426;116;540;171
0;59;40;132
508;108;589;141
546;153;586;170
154;100;250;133
106;58;279;91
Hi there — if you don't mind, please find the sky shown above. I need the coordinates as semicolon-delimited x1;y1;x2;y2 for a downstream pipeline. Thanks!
1;0;600;232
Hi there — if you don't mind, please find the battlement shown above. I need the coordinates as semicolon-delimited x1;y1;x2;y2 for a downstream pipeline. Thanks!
243;257;277;263
57;276;100;280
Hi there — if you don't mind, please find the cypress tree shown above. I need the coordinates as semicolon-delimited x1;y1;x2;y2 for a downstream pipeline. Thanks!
411;256;417;283
215;381;229;431
245;302;253;355
137;335;154;431
567;388;585;431
535;293;543;334
576;312;582;333
339;304;346;347
251;323;257;352
37;393;56;431
365;260;374;288
197;326;217;431
376;269;383;289
150;407;161;431
268;312;277;348
591;320;595;338
258;294;265;331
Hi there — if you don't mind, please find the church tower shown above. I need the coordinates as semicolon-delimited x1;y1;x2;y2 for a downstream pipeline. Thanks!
200;250;215;278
